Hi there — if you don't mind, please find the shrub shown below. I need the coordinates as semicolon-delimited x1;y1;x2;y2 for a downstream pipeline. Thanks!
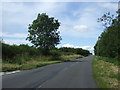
50;50;61;60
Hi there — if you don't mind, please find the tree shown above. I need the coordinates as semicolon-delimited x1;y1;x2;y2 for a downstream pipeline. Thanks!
94;9;120;58
26;13;61;55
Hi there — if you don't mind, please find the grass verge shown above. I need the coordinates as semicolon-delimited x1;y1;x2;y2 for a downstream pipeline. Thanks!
92;56;119;88
2;55;83;72
62;54;84;61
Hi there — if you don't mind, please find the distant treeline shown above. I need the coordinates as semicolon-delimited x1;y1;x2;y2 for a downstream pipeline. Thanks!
2;42;91;61
94;9;120;58
59;47;91;56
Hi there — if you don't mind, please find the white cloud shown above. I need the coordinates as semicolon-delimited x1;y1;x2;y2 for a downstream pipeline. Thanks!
1;2;118;46
4;39;30;45
3;2;67;26
60;24;102;38
59;3;104;38
2;32;27;38
62;43;79;48
2;2;68;35
62;43;94;54
2;2;116;39
79;46;94;51
62;43;94;51
73;25;88;32
60;2;118;38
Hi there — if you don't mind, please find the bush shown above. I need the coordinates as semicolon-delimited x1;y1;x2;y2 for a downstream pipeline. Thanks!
2;43;18;60
59;47;91;56
2;42;91;63
50;50;61;60
2;43;41;62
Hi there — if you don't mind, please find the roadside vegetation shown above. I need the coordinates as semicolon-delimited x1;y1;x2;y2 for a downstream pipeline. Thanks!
1;43;90;72
2;54;83;72
1;13;91;72
92;56;119;88
93;9;120;88
94;9;120;59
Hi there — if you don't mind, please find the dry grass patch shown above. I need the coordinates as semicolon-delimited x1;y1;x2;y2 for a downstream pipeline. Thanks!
92;56;119;88
2;54;82;72
62;55;83;61
2;60;62;72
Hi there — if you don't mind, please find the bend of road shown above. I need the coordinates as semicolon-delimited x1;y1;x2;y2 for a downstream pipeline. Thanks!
2;55;97;88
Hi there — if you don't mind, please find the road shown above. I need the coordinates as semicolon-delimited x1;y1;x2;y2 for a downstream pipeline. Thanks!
2;55;97;88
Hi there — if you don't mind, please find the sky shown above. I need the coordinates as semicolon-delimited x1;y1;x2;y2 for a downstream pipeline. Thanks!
0;0;119;54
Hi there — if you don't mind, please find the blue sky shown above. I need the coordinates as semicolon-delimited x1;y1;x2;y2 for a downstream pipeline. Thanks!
1;0;118;53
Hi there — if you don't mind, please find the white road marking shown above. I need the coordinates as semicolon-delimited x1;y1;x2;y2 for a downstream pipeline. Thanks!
0;72;4;76
0;70;21;76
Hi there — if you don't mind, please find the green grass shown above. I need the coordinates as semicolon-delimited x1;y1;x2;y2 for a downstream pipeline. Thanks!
92;56;119;88
95;56;119;66
2;55;83;72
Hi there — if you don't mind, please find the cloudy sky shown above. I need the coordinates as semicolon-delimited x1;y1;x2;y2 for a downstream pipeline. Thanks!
1;0;119;54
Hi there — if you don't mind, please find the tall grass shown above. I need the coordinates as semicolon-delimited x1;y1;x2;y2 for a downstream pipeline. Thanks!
95;56;119;66
92;56;119;88
2;55;82;72
61;55;84;61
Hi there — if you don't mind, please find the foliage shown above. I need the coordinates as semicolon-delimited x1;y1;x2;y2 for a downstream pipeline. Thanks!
94;9;120;58
2;54;81;72
59;47;91;56
2;42;91;63
2;43;40;61
49;49;62;60
96;56;119;66
61;55;84;62
92;56;119;88
76;48;91;56
26;13;61;55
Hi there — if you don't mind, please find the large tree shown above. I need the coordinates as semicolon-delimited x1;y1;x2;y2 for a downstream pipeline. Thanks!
94;9;120;58
26;13;61;55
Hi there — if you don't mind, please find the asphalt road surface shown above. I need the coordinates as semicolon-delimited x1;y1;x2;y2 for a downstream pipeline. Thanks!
2;55;97;88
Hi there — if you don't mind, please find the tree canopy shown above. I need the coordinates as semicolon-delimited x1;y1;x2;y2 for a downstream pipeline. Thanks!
26;13;61;54
94;9;120;58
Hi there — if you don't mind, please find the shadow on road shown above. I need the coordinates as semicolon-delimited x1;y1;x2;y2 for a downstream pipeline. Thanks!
64;60;83;63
